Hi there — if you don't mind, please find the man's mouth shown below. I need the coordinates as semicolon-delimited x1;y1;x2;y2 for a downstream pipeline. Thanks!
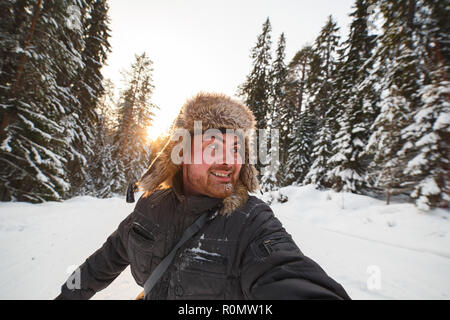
210;171;232;178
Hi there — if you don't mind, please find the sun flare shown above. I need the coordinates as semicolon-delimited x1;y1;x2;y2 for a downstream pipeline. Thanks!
145;107;181;143
146;119;171;142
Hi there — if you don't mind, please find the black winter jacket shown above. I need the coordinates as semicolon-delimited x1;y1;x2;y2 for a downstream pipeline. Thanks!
56;188;350;300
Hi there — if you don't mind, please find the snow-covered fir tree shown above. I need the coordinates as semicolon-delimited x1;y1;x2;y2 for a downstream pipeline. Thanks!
397;0;449;209
303;15;341;188
238;17;273;176
85;79;124;197
305;15;341;120
366;87;411;204
260;129;280;192
401;79;449;210
326;0;378;193
365;0;426;204
66;0;111;197
283;46;314;185
0;0;88;202
285;111;316;185
114;53;158;186
261;33;287;191
269;33;287;130
304;118;334;188
238;17;273;132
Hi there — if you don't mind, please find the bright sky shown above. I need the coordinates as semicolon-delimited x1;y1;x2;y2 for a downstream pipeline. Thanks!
102;0;355;138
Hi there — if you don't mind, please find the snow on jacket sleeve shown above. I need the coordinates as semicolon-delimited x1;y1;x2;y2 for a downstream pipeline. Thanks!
55;214;132;300
240;208;351;300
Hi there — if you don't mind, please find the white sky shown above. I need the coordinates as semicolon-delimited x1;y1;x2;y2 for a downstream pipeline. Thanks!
102;0;355;137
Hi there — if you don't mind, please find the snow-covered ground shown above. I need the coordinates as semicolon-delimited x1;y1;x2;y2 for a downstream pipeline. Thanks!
0;185;449;300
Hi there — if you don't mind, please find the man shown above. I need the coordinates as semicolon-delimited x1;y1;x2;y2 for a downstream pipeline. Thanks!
56;92;350;300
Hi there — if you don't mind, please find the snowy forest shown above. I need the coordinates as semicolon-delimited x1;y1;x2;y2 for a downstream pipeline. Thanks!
0;0;159;202
0;0;448;211
240;0;449;210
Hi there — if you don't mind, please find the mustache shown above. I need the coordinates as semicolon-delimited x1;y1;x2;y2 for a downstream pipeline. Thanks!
209;165;234;172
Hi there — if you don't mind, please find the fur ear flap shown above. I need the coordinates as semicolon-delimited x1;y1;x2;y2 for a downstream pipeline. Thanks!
136;139;180;197
239;164;260;193
239;135;260;194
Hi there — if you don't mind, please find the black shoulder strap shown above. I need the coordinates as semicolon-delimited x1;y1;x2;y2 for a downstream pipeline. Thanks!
143;210;215;299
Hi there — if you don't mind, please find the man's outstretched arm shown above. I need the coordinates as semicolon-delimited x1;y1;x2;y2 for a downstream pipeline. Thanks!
240;209;350;300
55;214;132;300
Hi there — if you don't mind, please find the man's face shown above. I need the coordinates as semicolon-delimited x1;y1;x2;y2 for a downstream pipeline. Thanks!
182;133;243;198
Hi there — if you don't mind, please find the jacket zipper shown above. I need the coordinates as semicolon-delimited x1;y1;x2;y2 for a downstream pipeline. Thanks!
132;221;155;241
262;237;292;255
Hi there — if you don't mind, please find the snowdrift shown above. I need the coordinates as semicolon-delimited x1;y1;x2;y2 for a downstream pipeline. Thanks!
0;185;448;299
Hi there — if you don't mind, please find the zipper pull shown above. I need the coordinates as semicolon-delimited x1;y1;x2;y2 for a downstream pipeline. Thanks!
263;240;273;255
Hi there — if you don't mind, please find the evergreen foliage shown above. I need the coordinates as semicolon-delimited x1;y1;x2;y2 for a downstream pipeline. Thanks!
113;53;158;186
240;0;448;210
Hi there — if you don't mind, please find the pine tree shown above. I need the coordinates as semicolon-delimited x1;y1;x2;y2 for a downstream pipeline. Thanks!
304;118;334;188
270;33;287;130
261;33;287;191
326;0;378;193
114;53;158;186
306;15;341;120
398;0;450;209
260;129;280;192
365;0;424;204
87;79;124;197
401;79;449;210
65;0;111;196
286;46;313;122
303;16;341;188
283;46;314;185
238;17;273;131
285;112;316;185
366;88;411;204
0;0;86;202
75;0;111;123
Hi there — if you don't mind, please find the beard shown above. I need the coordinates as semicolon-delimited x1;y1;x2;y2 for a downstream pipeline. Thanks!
184;165;240;198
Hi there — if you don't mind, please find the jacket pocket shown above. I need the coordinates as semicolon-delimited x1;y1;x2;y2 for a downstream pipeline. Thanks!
175;239;232;299
251;234;302;260
127;220;160;286
130;222;156;249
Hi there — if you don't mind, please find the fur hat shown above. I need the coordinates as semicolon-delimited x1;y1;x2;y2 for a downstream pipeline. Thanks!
136;92;260;215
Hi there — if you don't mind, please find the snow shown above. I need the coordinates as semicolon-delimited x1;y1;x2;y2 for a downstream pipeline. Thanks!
0;186;449;300
186;239;222;262
190;247;221;257
188;245;222;262
416;132;438;147
406;153;427;172
433;112;450;131
419;177;440;196
352;137;365;148
352;127;366;134
0;134;12;152
414;108;434;123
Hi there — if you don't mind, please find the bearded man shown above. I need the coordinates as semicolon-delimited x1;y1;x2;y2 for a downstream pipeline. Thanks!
56;92;350;300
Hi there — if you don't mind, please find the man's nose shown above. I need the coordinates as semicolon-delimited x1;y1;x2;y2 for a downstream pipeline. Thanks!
217;145;237;165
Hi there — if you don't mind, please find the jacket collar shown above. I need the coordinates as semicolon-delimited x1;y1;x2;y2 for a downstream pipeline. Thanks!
183;194;223;216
